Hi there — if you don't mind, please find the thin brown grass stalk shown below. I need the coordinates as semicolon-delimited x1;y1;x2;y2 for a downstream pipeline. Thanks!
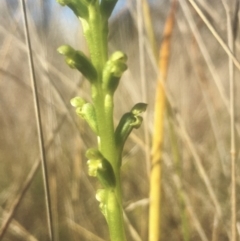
0;24;82;95
221;1;238;241
149;2;177;241
195;0;220;23
190;42;224;240
187;0;240;71
178;0;229;108
175;14;222;217
191;40;227;176
36;2;60;238
177;114;222;217
20;1;54;240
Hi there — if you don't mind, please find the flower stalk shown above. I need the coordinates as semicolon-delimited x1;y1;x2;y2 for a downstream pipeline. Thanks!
56;0;147;240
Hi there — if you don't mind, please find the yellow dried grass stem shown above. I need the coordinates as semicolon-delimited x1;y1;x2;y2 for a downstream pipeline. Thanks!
149;2;177;241
142;0;157;59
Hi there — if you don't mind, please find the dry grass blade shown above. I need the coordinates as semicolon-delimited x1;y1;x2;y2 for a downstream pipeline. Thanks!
190;42;227;176
0;25;81;94
221;0;238;240
164;155;209;241
123;212;142;241
178;0;228;108
188;0;240;71
0;207;39;241
166;110;190;241
142;0;157;59
177;113;222;217
149;1;177;241
2;0;240;240
0;157;40;240
67;219;106;241
163;80;223;222
20;1;54;240
136;0;151;173
196;0;220;23
0;115;66;240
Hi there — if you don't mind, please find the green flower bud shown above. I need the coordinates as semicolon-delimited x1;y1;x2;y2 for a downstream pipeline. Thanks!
131;103;148;116
57;44;75;56
110;51;127;62
115;103;147;166
96;189;108;218
102;51;127;94
70;97;86;108
96;189;107;203
75;103;98;134
57;45;97;83
86;147;103;160
109;51;128;78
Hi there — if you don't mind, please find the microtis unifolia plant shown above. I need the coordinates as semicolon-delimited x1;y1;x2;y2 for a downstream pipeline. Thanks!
56;0;147;240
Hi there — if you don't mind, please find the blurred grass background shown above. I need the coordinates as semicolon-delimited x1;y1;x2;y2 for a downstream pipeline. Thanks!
0;0;240;240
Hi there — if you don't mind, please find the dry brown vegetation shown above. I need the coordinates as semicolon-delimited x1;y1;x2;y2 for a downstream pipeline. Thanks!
0;0;240;240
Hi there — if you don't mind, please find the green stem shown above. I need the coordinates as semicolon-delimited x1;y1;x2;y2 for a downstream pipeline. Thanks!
85;3;108;73
83;3;126;241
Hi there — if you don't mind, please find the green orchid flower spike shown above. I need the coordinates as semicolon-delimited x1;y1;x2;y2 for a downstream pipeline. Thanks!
57;0;147;240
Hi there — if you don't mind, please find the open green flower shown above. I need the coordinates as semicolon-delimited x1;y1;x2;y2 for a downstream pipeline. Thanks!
86;148;116;189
